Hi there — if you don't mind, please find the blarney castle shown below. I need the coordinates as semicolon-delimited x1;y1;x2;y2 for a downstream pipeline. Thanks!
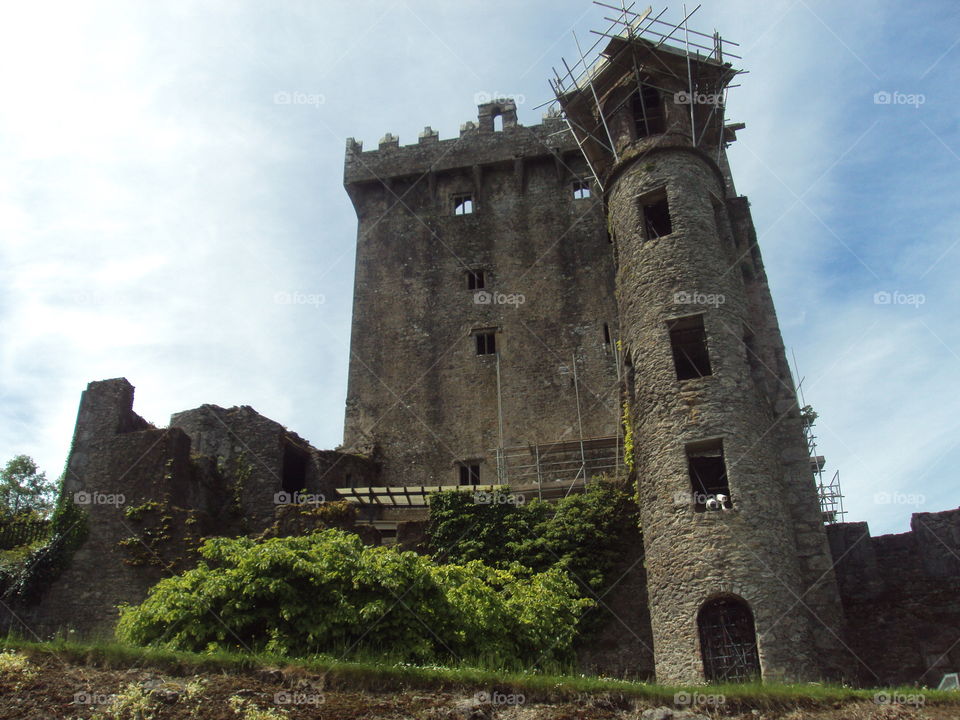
4;5;959;687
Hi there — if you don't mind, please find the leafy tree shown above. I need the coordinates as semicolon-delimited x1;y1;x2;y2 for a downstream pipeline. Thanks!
0;456;55;517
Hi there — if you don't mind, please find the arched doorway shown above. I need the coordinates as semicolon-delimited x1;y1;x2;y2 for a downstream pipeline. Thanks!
697;596;761;682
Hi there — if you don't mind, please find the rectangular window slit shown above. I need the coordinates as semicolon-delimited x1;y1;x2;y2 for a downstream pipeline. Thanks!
467;270;485;290
572;180;591;199
453;193;474;215
668;314;712;380
687;440;731;512
475;331;496;355
458;463;480;485
641;190;672;239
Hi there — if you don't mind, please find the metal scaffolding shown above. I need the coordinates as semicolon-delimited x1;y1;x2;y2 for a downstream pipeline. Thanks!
793;352;848;524
546;2;744;190
494;435;623;499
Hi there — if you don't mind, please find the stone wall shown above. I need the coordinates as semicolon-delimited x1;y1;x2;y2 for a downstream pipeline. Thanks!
171;405;378;534
828;507;960;686
343;101;621;488
574;527;656;680
3;378;377;639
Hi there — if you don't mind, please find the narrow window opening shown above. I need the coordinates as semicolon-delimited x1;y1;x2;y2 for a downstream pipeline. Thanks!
631;85;665;138
743;331;760;373
453;193;474;215
493;113;503;132
467;270;485;290
698;597;761;682
572;180;591;199
603;322;611;345
281;442;310;494
458;463;480;485
475;331;496;355
712;196;733;247
686;440;731;512
345;473;354;489
668;314;712;380
641;190;672;239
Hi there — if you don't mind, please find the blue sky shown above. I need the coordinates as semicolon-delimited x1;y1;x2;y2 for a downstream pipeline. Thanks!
0;0;957;536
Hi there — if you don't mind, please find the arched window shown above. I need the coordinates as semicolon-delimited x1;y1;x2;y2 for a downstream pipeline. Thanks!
698;596;761;682
631;85;665;138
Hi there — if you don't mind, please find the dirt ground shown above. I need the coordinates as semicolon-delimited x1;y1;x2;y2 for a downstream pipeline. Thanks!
0;650;956;720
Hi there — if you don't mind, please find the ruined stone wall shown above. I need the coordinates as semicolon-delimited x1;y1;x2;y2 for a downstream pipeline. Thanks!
4;379;378;639
343;103;620;488
828;508;960;686
171;406;377;534
17;379;226;637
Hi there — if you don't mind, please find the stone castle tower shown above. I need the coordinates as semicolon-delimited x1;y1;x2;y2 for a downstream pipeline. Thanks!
343;101;622;492
341;12;851;684
552;27;850;683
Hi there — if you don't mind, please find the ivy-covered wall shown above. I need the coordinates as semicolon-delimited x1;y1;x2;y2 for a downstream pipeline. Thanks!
0;378;378;639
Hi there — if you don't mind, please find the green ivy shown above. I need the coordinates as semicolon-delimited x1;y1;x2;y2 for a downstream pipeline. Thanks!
427;478;637;598
116;529;591;669
123;500;163;522
622;400;635;473
118;499;175;568
0;488;88;604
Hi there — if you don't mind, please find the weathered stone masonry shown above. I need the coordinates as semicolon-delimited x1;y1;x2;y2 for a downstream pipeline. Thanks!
6;378;378;638
5;20;960;688
342;100;621;489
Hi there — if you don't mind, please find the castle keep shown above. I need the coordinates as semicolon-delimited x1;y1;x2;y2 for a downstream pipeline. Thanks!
341;12;850;683
3;5;959;689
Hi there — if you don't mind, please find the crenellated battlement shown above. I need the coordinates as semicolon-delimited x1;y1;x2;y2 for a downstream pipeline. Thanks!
344;101;574;186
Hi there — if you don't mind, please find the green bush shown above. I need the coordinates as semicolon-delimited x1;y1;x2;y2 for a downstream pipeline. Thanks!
427;478;638;596
116;529;592;669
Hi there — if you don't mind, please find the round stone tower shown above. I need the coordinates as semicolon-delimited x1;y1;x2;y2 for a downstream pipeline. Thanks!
555;27;850;684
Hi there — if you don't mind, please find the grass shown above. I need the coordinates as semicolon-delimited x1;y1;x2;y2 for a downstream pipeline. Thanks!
1;636;958;712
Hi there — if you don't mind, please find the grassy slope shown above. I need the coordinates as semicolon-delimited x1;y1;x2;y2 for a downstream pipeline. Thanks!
2;637;958;714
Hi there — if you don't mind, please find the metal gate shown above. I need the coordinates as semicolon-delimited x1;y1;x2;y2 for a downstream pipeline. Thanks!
698;597;761;682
